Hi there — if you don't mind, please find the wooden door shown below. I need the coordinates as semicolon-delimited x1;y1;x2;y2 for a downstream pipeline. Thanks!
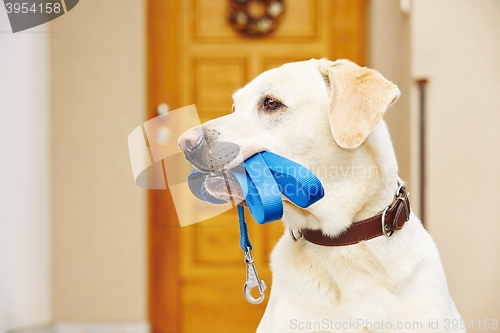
147;1;366;332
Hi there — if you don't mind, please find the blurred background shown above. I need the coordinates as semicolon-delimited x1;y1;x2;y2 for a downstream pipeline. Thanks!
1;0;499;333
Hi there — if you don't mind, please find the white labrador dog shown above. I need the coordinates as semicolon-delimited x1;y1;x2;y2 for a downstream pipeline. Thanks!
179;59;464;333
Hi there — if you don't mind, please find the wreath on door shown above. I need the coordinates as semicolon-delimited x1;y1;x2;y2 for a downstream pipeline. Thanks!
228;0;285;37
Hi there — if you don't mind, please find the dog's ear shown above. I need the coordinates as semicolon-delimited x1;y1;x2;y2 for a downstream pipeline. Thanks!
319;59;400;149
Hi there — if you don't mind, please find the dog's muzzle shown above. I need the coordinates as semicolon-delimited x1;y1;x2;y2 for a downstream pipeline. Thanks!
178;126;240;173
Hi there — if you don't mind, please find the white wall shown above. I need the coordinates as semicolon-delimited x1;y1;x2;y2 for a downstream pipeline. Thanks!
0;7;51;333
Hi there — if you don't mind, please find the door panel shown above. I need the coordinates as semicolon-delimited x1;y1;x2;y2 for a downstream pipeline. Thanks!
148;1;366;332
194;58;248;114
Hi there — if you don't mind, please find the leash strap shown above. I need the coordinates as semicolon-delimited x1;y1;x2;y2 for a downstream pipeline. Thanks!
187;151;325;224
242;153;284;224
238;205;252;251
242;152;324;223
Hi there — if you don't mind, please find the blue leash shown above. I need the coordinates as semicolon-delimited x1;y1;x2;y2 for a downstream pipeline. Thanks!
187;151;324;304
188;151;324;225
238;205;252;251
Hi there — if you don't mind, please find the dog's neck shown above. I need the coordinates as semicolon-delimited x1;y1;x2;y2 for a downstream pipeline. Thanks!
283;121;400;238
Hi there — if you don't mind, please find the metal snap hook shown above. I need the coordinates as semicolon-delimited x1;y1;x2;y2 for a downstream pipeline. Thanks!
244;280;267;305
243;248;267;304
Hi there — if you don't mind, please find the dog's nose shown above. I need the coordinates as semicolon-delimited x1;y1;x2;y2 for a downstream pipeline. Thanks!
178;126;205;152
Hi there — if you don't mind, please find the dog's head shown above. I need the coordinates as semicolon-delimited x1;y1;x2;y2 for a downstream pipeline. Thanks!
178;59;400;220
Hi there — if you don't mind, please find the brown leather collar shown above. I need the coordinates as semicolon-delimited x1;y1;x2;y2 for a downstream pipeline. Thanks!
293;184;411;246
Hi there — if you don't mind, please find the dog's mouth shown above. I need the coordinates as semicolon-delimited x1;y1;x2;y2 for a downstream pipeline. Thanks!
184;141;241;172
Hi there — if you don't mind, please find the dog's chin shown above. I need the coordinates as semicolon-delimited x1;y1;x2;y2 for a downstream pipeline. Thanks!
204;172;247;206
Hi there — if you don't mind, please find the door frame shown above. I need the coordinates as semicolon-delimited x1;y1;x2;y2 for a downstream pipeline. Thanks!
146;1;366;332
147;1;180;333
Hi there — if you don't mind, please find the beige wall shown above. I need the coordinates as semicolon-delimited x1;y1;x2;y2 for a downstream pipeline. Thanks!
370;0;500;326
368;0;412;194
412;0;500;324
51;0;147;321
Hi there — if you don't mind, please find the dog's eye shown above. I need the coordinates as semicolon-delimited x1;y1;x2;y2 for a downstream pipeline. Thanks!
263;97;282;112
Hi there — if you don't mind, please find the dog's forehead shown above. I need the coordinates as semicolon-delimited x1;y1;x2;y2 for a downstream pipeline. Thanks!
233;59;321;102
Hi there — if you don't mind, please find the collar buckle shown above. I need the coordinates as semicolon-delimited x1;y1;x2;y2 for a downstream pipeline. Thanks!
289;229;303;241
394;183;410;221
383;183;410;238
381;206;394;239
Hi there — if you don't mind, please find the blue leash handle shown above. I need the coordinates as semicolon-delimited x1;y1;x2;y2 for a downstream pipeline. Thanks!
187;151;324;225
